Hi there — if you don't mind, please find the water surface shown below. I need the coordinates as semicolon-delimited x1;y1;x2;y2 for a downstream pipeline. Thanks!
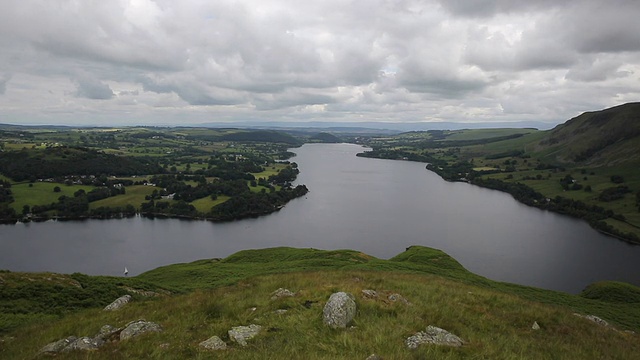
1;143;639;293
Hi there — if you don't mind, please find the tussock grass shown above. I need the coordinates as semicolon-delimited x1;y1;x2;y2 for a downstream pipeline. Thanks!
2;246;640;359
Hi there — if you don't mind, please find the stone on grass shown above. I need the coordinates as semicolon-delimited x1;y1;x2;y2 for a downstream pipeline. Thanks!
120;320;163;340
406;325;465;349
271;288;295;300
532;321;540;330
103;295;131;311
574;313;610;327
199;336;227;350
366;353;383;360
65;336;104;352
228;324;262;347
388;293;411;305
39;336;77;354
361;289;378;299
323;292;356;328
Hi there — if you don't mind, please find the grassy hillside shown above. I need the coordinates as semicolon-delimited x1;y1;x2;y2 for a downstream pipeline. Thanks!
535;102;640;166
1;247;639;359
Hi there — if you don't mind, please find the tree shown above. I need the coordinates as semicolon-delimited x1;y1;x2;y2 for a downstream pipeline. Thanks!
53;186;61;193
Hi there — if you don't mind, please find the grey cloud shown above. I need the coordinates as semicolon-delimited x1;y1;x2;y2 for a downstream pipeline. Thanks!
0;73;11;94
74;75;114;100
438;0;561;17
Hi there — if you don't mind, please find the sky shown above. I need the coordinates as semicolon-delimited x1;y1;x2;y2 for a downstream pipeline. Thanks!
1;0;639;127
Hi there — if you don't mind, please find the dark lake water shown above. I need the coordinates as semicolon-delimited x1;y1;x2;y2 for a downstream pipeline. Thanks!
1;143;639;293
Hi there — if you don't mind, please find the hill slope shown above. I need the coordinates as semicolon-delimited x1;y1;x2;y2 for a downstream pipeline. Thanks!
535;102;640;166
1;247;639;359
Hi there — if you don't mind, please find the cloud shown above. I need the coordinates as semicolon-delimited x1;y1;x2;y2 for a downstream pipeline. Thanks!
0;0;639;126
0;73;11;94
74;74;114;100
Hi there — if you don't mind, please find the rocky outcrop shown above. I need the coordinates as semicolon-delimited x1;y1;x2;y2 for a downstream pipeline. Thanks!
323;292;356;328
39;336;78;354
39;319;162;354
229;324;262;346
65;336;104;351
406;325;465;349
103;294;131;311
199;336;227;350
271;288;296;300
120;319;163;340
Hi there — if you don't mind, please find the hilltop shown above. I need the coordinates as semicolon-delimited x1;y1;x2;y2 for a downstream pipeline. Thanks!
1;246;639;359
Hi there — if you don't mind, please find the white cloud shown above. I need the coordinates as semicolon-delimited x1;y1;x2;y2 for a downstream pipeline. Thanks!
0;0;639;126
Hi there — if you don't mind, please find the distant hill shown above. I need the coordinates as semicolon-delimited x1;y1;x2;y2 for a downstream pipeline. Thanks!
535;103;640;166
309;132;342;143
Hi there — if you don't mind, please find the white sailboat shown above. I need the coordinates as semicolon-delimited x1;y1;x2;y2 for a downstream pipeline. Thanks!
124;267;129;276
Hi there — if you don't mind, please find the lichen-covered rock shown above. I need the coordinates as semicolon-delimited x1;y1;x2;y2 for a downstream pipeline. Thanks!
199;336;227;350
532;321;540;330
361;289;378;299
120;320;163;340
388;293;411;305
271;288;296;300
96;324;123;341
64;336;104;352
323;292;356;328
229;324;262;346
406;325;464;349
103;294;132;311
39;336;77;354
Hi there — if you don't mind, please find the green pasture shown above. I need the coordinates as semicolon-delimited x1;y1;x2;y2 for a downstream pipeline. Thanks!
9;182;96;211
190;195;230;213
446;128;536;141
89;185;158;210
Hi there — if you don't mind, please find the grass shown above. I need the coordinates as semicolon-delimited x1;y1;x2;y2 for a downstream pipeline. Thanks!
9;182;95;211
191;196;230;213
89;185;159;210
1;246;639;359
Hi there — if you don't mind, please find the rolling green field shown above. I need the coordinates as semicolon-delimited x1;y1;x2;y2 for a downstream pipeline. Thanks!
190;195;230;213
9;182;95;212
1;246;639;359
89;185;159;210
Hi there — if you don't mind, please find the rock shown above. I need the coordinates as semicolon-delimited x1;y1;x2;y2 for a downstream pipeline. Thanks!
405;325;465;349
574;313;609;327
229;324;262;346
274;309;288;314
103;294;132;311
39;336;77;354
361;289;378;299
64;336;104;352
271;288;295;300
120;320;163;340
199;336;227;350
323;292;356;328
366;354;383;360
388;293;410;305
96;324;123;341
532;321;540;330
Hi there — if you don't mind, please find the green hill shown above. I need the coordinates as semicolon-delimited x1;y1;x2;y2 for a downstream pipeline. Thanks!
535;102;640;166
1;247;639;359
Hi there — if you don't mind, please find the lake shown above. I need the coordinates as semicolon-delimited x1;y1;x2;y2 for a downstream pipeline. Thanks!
1;143;639;293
